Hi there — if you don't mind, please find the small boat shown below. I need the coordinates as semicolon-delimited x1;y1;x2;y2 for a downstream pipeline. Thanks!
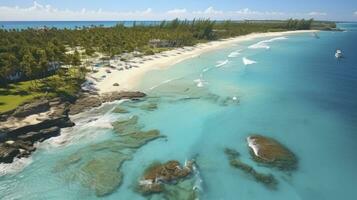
312;32;320;39
335;49;342;58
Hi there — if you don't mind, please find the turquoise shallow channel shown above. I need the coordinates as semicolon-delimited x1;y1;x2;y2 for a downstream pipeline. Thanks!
1;23;357;200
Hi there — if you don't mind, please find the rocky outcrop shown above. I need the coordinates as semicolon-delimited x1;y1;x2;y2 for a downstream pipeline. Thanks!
101;91;146;102
137;160;194;195
0;99;74;163
69;91;146;115
0;140;37;163
0;99;53;122
12;99;50;118
0;91;147;164
0;143;21;163
17;126;61;143
247;135;297;170
68;96;102;115
0;103;73;141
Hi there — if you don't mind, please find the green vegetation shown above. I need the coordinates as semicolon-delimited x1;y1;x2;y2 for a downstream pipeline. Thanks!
0;81;44;113
0;68;85;113
0;18;336;113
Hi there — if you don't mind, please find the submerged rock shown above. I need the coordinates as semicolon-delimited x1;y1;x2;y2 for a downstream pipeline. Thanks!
218;96;240;106
224;147;240;159
119;130;165;149
54;129;164;197
54;143;132;197
81;156;127;197
247;135;297;170
224;148;278;189
112;106;129;114
162;179;199;200
140;102;158;111
111;116;142;135
137;160;194;195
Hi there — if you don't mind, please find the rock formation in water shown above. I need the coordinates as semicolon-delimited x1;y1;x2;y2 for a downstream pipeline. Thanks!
137;160;195;196
54;130;164;197
54;113;164;197
224;148;278;189
247;135;297;170
111;115;143;135
112;106;129;113
160;179;199;200
140;102;158;111
69;91;146;115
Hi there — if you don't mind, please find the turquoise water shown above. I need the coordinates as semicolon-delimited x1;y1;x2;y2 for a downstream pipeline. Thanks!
1;23;357;199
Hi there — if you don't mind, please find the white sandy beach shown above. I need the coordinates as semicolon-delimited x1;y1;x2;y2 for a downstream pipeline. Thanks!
89;30;317;94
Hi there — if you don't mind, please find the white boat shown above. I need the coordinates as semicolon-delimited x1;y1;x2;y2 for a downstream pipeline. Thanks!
335;49;342;58
312;32;320;39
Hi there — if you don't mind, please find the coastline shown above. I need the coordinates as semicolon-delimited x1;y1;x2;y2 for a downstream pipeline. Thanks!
0;29;317;166
90;30;317;94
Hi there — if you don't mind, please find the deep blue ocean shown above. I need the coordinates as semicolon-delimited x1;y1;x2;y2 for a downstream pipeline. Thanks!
0;23;356;200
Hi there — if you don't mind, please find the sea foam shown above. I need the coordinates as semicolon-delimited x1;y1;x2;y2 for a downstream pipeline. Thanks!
249;37;288;49
247;136;260;157
148;78;178;91
192;162;203;193
194;79;206;87
216;60;229;67
0;157;33;176
242;57;257;65
228;50;241;58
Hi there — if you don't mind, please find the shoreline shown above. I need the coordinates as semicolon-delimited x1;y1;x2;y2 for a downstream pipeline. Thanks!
90;30;317;94
0;29;316;166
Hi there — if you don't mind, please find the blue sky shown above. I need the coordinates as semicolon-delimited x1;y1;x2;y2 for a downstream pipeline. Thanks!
0;0;356;21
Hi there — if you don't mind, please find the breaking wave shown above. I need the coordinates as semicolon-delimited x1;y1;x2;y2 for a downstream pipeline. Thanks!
216;60;229;67
228;50;241;58
242;57;257;65
194;79;206;88
249;37;288;49
0;157;33;176
148;78;179;91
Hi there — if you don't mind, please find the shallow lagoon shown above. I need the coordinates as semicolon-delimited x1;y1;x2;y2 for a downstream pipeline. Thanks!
1;24;357;199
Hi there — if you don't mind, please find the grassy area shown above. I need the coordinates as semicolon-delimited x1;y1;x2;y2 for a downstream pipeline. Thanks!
0;68;84;114
0;81;46;113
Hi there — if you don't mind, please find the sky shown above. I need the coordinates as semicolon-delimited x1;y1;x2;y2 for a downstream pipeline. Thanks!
0;0;356;21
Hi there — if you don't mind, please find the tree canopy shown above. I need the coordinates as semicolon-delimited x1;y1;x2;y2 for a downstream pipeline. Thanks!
0;18;331;85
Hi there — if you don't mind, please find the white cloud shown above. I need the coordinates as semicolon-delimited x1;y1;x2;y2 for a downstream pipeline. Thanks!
308;11;327;16
0;1;154;20
167;8;187;15
0;2;330;21
193;6;223;15
233;8;285;16
354;11;357;16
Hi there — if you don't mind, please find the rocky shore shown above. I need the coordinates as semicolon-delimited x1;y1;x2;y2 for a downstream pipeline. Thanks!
0;91;147;164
